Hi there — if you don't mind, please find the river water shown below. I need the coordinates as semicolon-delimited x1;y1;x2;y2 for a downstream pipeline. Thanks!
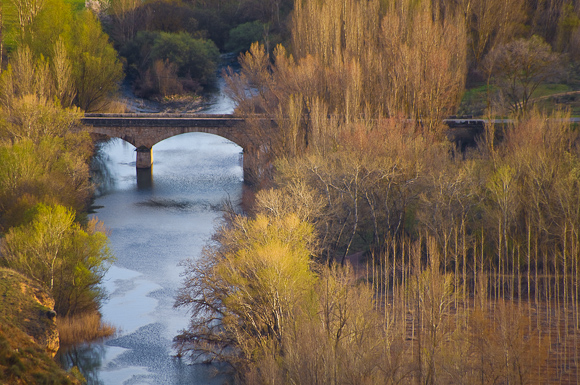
64;73;241;384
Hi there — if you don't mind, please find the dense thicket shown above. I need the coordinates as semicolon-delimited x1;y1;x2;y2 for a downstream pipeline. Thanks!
0;0;116;337
1;0;123;111
99;0;293;97
178;117;580;383
120;30;219;97
1;205;114;316
227;0;467;183
177;0;580;382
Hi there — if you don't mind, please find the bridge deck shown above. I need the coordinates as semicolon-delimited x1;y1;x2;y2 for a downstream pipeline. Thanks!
82;113;244;128
84;114;580;126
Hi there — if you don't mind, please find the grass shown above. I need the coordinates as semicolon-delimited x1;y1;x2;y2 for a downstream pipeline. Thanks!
457;83;495;116
530;83;572;98
459;82;580;117
530;84;580;116
57;312;117;348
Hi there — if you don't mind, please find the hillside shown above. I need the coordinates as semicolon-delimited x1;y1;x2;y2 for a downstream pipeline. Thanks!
0;268;80;384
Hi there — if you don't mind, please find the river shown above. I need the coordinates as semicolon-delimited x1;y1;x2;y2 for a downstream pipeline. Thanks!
61;71;241;384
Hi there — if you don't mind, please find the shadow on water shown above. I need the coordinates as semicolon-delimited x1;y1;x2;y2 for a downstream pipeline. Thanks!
136;168;154;190
58;342;233;385
58;344;107;385
91;142;116;197
91;139;138;197
197;54;239;114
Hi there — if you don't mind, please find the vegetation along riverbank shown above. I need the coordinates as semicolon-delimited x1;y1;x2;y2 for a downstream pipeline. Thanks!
0;0;121;381
174;0;580;383
2;0;580;383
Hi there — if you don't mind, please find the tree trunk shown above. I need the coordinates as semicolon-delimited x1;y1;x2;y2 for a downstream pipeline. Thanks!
0;0;3;73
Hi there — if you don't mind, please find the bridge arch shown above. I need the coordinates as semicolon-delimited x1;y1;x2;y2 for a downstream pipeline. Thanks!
82;114;252;176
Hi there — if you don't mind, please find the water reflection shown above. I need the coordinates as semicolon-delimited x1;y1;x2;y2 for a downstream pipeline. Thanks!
136;168;154;190
198;54;239;115
59;344;107;385
91;139;138;197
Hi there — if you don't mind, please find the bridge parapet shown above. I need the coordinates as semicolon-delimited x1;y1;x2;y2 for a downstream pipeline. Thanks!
83;114;243;129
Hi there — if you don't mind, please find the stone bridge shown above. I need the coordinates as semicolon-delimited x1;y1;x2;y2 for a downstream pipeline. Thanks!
82;113;531;182
82;113;250;169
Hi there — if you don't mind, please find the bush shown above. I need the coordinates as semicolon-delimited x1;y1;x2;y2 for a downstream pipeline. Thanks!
140;0;200;35
124;31;219;97
0;134;93;230
225;21;265;54
150;32;219;84
174;213;405;383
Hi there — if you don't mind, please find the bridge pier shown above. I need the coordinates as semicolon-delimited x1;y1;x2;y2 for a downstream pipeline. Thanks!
136;146;153;169
241;147;262;186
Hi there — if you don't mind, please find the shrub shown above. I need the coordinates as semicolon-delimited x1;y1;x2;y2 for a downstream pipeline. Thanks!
225;21;265;54
125;31;219;96
150;32;219;85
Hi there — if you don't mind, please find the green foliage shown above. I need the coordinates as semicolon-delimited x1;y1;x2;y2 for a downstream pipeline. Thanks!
2;1;22;53
225;21;265;54
68;11;123;111
0;134;93;231
139;0;200;34
22;0;74;59
0;5;114;320
64;0;86;12
149;32;219;84
175;212;403;382
0;94;83;143
174;213;317;364
188;7;233;50
2;0;122;112
0;42;78;109
1;204;114;316
123;30;219;96
120;30;157;69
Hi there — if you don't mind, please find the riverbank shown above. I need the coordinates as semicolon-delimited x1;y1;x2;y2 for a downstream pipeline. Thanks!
117;82;205;114
116;54;238;115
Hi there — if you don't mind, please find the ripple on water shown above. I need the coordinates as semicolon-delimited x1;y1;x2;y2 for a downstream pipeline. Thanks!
101;266;159;336
83;132;241;384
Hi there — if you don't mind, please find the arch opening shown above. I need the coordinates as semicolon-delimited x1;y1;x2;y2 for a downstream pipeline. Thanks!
151;132;244;184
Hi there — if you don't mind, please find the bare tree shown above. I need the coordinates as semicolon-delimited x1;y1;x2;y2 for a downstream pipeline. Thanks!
10;0;46;38
52;38;76;108
482;36;563;114
108;0;141;44
466;0;526;67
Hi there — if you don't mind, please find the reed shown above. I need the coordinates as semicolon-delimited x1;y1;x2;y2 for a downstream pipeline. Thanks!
57;311;116;348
